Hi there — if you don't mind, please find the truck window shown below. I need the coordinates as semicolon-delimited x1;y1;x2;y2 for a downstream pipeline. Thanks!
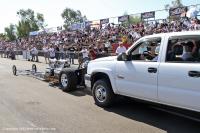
166;35;200;63
130;37;161;62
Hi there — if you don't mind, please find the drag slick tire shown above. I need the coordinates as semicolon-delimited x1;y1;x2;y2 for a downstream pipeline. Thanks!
92;79;115;107
32;64;37;73
59;71;77;92
12;65;17;76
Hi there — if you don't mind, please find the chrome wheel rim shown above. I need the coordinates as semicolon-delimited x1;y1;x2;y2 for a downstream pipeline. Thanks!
95;85;107;103
61;74;68;87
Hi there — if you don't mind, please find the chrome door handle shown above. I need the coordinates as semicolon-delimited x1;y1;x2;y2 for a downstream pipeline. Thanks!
148;67;157;73
117;75;124;79
188;71;200;78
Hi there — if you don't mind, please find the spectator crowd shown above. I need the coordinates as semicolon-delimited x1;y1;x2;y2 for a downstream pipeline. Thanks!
0;17;200;64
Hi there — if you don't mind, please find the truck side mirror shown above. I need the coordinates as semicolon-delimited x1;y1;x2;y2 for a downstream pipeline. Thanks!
117;53;128;61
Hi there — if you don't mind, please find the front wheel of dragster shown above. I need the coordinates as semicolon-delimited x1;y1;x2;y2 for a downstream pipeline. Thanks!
12;65;17;76
59;71;77;92
32;64;37;73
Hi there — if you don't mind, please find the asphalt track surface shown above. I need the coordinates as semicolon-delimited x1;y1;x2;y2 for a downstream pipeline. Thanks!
0;57;200;133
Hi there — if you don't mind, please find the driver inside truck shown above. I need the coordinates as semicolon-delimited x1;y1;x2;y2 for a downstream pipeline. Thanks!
151;43;160;62
145;41;160;61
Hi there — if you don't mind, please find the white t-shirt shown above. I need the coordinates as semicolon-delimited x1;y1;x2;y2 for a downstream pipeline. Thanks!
64;38;68;41
104;42;111;48
116;46;126;55
43;39;46;44
31;47;38;55
59;47;64;53
74;38;78;43
43;47;48;53
81;49;89;58
49;48;55;58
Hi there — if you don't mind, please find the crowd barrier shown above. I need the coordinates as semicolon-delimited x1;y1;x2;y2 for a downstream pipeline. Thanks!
0;50;77;59
0;50;110;59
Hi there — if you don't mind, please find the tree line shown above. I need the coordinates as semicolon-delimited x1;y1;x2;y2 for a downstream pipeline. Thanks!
2;0;183;41
2;7;87;41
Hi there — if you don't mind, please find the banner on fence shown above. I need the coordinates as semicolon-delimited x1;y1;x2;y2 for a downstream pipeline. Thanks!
118;15;129;22
169;7;187;16
70;23;85;31
100;18;109;25
141;11;155;19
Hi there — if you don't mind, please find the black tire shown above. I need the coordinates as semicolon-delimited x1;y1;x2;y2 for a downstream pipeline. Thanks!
12;65;17;76
32;64;37;73
59;71;77;92
92;79;115;107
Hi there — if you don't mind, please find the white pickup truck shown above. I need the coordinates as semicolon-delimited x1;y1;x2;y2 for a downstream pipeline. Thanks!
85;31;200;113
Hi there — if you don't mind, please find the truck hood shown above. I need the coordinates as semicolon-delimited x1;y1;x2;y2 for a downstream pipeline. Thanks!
92;56;117;62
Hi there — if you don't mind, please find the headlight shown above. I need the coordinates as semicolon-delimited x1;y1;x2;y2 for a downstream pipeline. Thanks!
86;62;92;74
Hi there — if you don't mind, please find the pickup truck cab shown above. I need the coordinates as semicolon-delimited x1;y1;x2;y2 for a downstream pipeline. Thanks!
85;31;200;113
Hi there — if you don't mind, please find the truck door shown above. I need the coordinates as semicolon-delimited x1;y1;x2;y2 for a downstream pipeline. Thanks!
116;37;163;101
158;35;200;112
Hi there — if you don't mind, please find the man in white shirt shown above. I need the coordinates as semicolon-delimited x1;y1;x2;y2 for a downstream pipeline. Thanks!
31;46;39;62
34;47;39;62
115;42;127;55
81;47;89;62
31;46;35;61
43;45;49;64
59;45;65;60
49;45;55;59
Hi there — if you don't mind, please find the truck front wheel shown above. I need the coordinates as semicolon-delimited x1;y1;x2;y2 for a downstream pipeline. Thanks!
92;79;115;107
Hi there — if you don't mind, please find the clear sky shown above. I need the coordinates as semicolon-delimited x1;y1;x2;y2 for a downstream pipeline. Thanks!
0;0;199;33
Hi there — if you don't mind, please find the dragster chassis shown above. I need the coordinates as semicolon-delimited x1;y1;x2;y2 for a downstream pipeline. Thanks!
12;63;87;92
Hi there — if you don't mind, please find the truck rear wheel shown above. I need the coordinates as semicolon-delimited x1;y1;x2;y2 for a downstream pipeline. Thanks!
59;71;77;92
92;79;115;107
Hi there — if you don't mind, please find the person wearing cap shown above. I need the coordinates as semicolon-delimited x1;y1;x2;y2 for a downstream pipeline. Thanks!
115;42;127;55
